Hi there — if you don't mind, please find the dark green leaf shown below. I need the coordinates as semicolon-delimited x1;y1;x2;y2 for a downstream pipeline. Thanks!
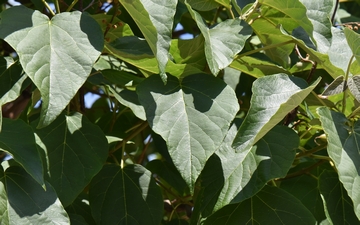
0;6;104;128
89;164;163;225
321;75;346;96
187;0;220;11
33;112;108;206
137;74;239;192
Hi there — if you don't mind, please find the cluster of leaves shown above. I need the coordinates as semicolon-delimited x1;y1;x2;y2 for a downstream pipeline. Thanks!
0;0;360;224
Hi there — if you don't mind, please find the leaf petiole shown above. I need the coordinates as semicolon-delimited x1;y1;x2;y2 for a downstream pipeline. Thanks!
42;0;55;16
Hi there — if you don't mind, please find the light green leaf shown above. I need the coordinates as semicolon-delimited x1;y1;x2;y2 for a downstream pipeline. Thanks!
0;119;44;188
232;74;320;152
194;123;298;219
230;56;290;78
186;2;252;75
119;0;177;83
344;28;360;65
202;185;316;225
259;0;314;38
317;107;360;221
328;27;353;74
137;74;239;192
89;164;163;225
319;170;360;225
33;112;108;207
321;75;346;96
0;6;104;128
0;166;70;225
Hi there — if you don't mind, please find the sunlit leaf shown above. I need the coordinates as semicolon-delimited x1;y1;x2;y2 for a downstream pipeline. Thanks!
137;74;239;192
0;6;104;128
344;28;360;65
89;164;163;225
33;113;108;206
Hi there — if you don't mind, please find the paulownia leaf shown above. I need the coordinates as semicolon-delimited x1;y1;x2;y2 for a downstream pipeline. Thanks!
65;193;96;225
33;112;108;207
317;107;360;220
347;75;360;103
186;0;221;11
232;73;320;152
192;123;298;220
344;28;360;65
89;164;163;225
137;74;239;192
0;6;104;128
92;14;133;42
319;170;360;225
0;119;44;188
119;0;177;83
202;185;316;225
186;1;252;75
0;166;70;225
321;75;346;96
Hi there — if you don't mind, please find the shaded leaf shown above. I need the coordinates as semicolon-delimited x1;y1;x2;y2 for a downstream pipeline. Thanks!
66;193;96;225
92;14;133;42
33;112;108;206
232;74;320;152
0;166;69;225
0;6;104;128
348;75;360;102
187;0;221;11
0;119;44;188
321;75;346;96
119;0;177;82
186;2;252;75
202;185;316;225
137;74;239;192
319;170;360;225
89;164;163;225
317;107;360;221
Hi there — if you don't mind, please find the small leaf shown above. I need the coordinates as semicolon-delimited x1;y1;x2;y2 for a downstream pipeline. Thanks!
321;75;346;97
319;170;360;225
318;107;360;221
187;0;221;11
137;74;239;192
344;28;360;65
92;14;133;42
0;6;104;128
186;2;252;75
0;119;44;188
0;166;70;224
202;185;316;225
232;74;320;152
119;0;177;83
89;164;163;225
348;75;360;102
33;112;108;207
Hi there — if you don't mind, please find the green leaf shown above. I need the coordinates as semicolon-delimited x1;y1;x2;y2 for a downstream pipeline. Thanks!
232;74;320;152
186;2;252;75
348;75;360;102
194;123;298;219
186;0;221;11
259;0;314;38
89;164;163;225
0;6;104;128
119;0;177;83
317;107;360;221
137;74;239;192
202;185;316;225
92;14;133;42
230;56;290;78
66;193;96;225
0;166;70;224
0;119;44;188
319;170;360;225
321;75;346;96
0;59;30;131
33;112;108;207
344;28;360;65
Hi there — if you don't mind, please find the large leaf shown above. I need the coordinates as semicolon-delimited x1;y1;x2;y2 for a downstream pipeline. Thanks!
319;170;360;224
344;28;360;65
0;166;69;225
137;74;239;192
317;107;360;220
186;2;252;75
119;0;177;82
232;74;320;152
202;185;316;225
89;164;163;225
0;6;104;128
33;112;108;207
192;123;298;221
328;27;353;74
0;119;44;188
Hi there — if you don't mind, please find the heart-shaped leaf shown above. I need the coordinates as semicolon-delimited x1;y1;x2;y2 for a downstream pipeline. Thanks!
0;6;104;128
33;112;108;206
137;74;239;192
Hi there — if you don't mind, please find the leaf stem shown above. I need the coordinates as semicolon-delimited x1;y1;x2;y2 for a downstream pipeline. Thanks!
54;0;60;13
341;55;355;113
66;0;78;12
42;0;55;16
236;40;294;58
295;144;327;159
